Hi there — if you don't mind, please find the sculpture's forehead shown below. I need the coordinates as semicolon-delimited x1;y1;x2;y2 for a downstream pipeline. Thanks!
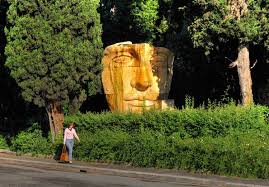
103;44;153;56
102;44;173;67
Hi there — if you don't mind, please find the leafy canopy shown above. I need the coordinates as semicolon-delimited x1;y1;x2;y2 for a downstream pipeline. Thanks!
189;0;269;55
131;0;159;41
100;0;169;43
5;0;103;110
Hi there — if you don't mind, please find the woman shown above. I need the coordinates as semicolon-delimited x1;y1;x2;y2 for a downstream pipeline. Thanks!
63;123;80;163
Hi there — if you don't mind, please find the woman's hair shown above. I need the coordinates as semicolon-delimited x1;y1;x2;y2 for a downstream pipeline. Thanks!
68;122;75;128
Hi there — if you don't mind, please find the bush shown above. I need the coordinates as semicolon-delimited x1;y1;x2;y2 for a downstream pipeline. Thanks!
65;104;269;138
0;135;8;149
170;132;269;178
73;129;269;178
11;125;54;155
11;104;269;179
74;129;130;161
65;104;269;178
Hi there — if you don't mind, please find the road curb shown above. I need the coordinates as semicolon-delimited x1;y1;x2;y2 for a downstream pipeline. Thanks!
0;149;16;154
0;157;268;187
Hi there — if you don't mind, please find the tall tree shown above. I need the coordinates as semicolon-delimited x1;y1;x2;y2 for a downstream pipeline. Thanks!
130;0;160;42
189;0;268;105
5;0;103;140
100;0;169;44
227;0;252;106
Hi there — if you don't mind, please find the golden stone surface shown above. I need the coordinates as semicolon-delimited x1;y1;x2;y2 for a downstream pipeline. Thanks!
102;42;174;112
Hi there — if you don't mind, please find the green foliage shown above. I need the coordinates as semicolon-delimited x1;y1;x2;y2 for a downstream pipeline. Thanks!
72;129;269;178
130;0;159;41
5;0;103;112
74;129;130;161
259;0;269;53
100;0;170;44
189;0;269;55
0;134;8;149
65;104;269;178
11;124;54;155
10;104;269;178
65;104;269;138
169;132;269;178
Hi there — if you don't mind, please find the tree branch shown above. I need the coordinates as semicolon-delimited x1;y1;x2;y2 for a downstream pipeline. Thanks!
225;57;233;63
250;59;257;69
229;60;238;68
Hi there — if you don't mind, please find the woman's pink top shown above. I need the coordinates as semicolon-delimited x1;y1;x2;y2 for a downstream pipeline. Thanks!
64;128;79;144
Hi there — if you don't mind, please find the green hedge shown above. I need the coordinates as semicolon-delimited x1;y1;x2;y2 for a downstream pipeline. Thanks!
65;104;269;138
72;129;269;178
10;104;269;178
67;104;269;178
10;125;55;156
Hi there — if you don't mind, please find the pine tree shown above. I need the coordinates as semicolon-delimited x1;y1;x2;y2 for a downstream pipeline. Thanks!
5;0;103;140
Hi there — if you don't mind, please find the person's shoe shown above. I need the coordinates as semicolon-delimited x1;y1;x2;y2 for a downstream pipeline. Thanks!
69;161;72;164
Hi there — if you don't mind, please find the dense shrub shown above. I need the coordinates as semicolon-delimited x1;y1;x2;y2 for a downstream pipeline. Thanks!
65;104;269;138
74;129;130;161
0;135;8;149
11;104;269;178
65;104;269;178
11;125;54;155
73;129;269;178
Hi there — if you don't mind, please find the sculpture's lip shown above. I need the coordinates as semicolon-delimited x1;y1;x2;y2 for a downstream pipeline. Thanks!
124;96;158;101
126;100;155;107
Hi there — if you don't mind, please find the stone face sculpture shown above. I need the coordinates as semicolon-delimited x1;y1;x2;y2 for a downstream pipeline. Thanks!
102;42;174;112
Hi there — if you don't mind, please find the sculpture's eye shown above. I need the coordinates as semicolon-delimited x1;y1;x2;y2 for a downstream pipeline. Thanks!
151;64;159;74
113;55;133;65
150;57;161;74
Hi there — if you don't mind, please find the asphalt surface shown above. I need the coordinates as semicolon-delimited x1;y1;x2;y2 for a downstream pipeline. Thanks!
0;164;184;187
0;153;269;187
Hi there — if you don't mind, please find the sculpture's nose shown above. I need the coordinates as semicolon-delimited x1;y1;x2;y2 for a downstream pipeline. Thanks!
131;65;152;91
130;44;153;91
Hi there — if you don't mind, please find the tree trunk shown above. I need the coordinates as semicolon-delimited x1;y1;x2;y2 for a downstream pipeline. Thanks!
230;46;253;105
227;0;253;105
45;101;64;142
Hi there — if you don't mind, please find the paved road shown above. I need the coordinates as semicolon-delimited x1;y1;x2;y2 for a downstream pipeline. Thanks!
0;155;268;187
0;163;195;187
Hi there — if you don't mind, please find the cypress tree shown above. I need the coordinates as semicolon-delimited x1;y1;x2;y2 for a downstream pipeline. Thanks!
5;0;103;140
